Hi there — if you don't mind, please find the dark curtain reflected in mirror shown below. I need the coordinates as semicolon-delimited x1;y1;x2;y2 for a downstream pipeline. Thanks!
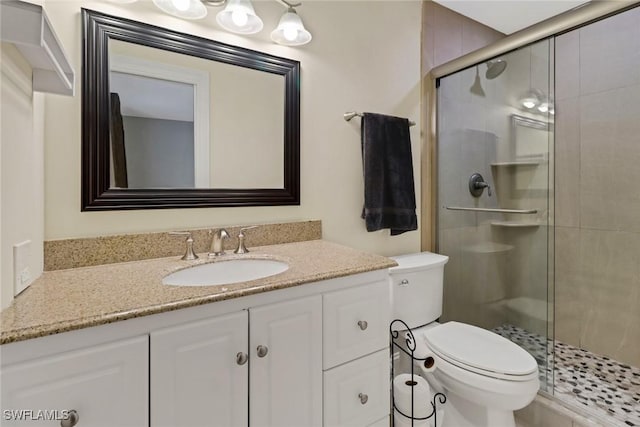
109;92;128;189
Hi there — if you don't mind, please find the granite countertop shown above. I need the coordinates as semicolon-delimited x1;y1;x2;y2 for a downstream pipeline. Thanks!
0;240;396;345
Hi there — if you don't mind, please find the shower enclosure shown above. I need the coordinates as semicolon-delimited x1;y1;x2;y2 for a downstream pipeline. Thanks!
433;4;640;426
436;39;555;392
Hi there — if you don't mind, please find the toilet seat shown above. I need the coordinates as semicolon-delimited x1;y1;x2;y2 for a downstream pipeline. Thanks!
420;322;538;382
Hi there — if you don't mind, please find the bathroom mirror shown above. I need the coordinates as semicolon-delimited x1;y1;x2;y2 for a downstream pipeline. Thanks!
511;114;550;162
82;9;300;210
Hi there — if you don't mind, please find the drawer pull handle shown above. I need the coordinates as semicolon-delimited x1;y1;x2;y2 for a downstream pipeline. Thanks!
236;352;248;365
399;279;409;287
257;345;269;358
358;393;368;405
357;320;368;331
60;410;79;427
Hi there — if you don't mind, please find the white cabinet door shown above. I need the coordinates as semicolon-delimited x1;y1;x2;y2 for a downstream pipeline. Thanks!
250;295;323;427
0;336;148;427
150;311;248;427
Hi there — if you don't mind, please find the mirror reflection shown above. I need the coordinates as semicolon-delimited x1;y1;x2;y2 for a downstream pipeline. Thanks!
108;39;285;190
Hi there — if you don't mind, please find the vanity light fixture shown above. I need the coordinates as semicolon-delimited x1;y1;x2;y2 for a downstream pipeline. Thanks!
518;89;554;116
216;0;263;34
149;0;312;45
152;0;208;20
271;6;312;46
519;89;542;110
521;97;537;109
537;102;549;113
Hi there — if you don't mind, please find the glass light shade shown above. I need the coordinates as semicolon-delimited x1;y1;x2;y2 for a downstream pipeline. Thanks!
521;98;536;109
216;0;263;34
270;8;312;46
537;102;549;113
152;0;207;19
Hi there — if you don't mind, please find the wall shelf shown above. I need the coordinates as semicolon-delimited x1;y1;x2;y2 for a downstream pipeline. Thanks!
0;0;74;96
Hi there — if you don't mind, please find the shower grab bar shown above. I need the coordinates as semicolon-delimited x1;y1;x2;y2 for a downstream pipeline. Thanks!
445;206;538;214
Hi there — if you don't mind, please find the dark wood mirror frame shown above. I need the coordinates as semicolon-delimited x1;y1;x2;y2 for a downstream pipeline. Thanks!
81;9;300;211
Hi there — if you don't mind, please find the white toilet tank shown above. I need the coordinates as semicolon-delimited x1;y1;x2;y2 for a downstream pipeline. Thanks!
389;252;449;329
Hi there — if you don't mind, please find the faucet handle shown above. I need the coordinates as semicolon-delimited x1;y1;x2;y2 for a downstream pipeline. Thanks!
169;232;199;261
234;226;258;254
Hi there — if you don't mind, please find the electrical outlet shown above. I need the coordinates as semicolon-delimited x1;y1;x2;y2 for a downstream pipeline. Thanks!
13;240;32;296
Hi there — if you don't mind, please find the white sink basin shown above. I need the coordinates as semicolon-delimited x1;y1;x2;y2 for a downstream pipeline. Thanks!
163;259;289;286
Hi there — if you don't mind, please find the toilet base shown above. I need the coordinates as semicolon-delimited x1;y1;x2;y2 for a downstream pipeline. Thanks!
441;393;515;427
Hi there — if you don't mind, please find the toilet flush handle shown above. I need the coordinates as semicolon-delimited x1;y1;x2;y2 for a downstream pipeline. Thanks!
399;279;409;287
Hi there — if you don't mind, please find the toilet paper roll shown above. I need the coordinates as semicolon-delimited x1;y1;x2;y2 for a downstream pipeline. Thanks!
410;334;438;375
393;374;431;420
394;409;429;427
414;351;437;375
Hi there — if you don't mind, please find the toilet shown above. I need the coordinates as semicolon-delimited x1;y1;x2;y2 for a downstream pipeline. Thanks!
389;252;539;427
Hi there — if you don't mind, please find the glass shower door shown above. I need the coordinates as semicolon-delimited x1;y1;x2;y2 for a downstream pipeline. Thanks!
436;39;554;391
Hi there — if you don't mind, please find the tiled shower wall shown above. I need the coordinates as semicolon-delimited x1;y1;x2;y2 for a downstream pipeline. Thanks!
554;6;640;367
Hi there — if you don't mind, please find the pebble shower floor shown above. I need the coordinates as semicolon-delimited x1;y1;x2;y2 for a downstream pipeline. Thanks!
493;324;640;427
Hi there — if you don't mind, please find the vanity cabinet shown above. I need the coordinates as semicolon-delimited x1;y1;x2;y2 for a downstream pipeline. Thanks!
0;336;148;426
1;270;390;427
150;296;322;427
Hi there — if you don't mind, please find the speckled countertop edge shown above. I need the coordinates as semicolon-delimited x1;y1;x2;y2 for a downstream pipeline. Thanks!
1;240;396;345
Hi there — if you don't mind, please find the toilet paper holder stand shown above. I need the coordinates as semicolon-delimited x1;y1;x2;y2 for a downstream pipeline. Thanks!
390;319;447;426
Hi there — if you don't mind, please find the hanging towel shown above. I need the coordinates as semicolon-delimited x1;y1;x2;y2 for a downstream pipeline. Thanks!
361;112;417;235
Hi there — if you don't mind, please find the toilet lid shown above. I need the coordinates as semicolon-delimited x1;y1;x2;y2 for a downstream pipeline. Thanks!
423;322;538;379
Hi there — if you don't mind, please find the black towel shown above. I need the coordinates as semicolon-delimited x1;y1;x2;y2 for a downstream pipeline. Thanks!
361;112;417;235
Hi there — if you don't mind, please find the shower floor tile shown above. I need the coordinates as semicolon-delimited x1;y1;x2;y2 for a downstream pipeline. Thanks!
493;324;640;427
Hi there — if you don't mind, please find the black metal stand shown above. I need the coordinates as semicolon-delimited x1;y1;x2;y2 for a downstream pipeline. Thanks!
390;319;446;427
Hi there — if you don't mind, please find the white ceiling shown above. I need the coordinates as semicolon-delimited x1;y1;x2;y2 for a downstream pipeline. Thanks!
433;0;591;34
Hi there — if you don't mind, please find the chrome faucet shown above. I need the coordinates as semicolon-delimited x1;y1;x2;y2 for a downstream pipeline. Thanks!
208;228;230;257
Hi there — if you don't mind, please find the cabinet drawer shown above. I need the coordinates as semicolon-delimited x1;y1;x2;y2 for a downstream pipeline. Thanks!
368;416;389;427
323;350;390;427
323;280;390;369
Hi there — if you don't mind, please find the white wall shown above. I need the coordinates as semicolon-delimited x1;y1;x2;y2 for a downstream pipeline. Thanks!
42;0;422;256
0;43;45;309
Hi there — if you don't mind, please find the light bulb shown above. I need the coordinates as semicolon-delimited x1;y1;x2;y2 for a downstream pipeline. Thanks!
538;103;549;113
231;9;248;27
522;99;536;109
171;0;190;11
283;27;298;41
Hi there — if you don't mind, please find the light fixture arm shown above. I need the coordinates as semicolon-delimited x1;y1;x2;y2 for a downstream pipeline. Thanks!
275;0;302;9
202;0;302;7
201;0;228;6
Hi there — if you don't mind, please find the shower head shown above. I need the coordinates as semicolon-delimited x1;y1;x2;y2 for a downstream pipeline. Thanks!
485;59;507;79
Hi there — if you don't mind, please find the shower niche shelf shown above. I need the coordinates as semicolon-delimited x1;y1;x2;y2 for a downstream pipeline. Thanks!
490;220;540;228
490;161;540;167
463;242;514;254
